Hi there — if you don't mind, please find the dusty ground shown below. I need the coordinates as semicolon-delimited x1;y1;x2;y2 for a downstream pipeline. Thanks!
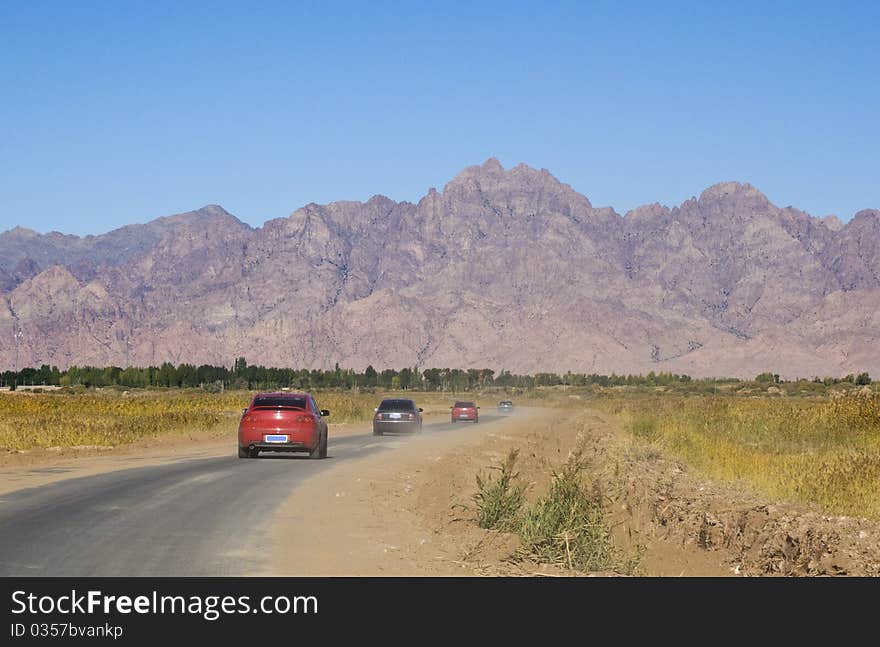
270;406;880;576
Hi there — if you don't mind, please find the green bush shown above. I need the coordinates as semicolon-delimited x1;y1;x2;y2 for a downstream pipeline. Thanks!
473;445;640;574
518;448;620;572
629;416;658;441
474;449;525;531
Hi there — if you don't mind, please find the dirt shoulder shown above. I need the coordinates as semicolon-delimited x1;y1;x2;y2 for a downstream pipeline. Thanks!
269;406;880;576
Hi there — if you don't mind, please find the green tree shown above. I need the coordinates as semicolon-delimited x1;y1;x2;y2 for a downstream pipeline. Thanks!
233;357;248;376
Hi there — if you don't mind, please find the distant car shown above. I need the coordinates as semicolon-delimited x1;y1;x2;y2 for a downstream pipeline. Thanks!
238;392;329;459
498;400;514;413
451;400;479;423
373;398;423;435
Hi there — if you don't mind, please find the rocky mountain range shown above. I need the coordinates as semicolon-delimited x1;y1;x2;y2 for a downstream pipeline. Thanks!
1;158;878;378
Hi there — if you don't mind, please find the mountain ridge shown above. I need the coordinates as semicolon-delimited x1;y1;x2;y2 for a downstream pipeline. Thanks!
1;160;877;378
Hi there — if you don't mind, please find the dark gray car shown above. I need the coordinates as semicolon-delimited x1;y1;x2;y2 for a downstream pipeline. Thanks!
372;398;423;435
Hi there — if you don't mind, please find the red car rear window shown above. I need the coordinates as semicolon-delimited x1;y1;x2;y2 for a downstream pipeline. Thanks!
454;402;475;408
252;396;307;409
378;399;416;411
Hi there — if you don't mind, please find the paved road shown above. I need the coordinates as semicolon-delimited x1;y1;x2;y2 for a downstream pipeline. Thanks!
0;413;510;576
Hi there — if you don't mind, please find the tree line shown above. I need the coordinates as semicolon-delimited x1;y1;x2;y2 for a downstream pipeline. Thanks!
1;358;697;391
1;359;870;391
755;371;872;386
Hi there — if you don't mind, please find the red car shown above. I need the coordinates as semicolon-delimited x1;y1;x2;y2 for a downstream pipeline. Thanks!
451;400;479;423
238;392;329;459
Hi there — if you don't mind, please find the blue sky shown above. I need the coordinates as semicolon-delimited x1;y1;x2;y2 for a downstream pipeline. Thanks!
1;1;877;235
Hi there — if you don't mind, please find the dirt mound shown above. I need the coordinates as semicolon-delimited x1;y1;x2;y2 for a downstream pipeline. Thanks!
617;446;880;576
572;411;880;576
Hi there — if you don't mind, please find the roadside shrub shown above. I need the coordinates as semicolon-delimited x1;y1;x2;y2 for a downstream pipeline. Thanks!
518;448;620;572
474;449;525;531
473;444;640;574
202;381;224;394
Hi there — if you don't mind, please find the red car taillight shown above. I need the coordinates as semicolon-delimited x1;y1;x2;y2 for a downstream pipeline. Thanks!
407;413;416;420
295;414;314;424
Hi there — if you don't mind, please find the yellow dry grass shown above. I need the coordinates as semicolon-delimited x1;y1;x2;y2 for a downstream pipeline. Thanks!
0;389;379;450
601;392;880;519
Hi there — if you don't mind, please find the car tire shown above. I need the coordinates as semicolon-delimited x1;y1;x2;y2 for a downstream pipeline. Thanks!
309;435;324;459
474;417;479;423
238;445;249;458
320;432;328;458
374;427;383;436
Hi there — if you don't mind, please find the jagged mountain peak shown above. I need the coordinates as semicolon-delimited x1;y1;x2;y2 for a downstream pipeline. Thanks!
624;202;670;221
1;225;40;238
698;181;769;204
851;208;880;223
153;204;250;231
445;157;564;188
444;157;507;187
442;158;593;214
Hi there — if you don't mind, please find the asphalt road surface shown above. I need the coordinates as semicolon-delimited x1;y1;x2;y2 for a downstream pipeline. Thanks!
0;413;510;576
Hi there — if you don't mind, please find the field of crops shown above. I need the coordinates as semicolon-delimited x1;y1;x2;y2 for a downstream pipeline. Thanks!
0;389;382;451
0;387;477;451
602;391;880;520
